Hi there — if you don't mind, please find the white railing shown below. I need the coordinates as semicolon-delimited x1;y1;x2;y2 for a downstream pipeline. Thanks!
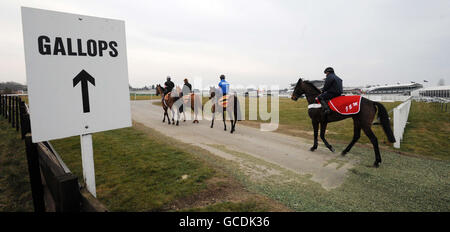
362;94;411;102
393;97;412;148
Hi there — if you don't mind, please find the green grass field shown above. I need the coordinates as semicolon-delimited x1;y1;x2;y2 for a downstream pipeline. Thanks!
130;94;160;101
245;97;449;160
154;96;448;160
0;120;33;211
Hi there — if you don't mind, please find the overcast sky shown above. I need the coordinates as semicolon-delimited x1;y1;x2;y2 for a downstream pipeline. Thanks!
1;0;449;89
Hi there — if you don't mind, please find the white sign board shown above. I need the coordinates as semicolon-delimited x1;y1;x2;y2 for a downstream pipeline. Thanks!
22;7;131;142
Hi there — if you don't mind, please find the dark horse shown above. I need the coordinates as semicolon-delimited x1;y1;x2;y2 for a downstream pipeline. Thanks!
209;87;239;133
291;79;396;167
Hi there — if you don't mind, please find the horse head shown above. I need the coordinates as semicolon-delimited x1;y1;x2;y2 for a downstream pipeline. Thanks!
291;78;321;101
155;84;163;96
291;78;304;101
209;86;216;99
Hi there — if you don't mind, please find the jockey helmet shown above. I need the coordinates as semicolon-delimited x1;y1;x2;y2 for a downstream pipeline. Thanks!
324;67;334;74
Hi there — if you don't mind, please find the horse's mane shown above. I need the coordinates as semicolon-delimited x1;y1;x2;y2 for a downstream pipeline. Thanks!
303;80;321;93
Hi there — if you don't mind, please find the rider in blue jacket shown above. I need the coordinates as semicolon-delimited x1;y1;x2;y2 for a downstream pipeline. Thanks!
218;75;230;96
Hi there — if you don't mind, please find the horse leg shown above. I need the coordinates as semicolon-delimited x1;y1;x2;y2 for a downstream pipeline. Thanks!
222;107;227;131
228;108;235;134
230;97;238;133
211;111;215;128
362;126;382;167
163;110;166;123
320;122;335;152
310;120;319;151
171;108;175;125
166;110;171;125
342;120;361;156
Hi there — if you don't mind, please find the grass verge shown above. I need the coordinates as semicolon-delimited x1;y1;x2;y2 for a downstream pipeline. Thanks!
0;119;33;212
50;122;288;212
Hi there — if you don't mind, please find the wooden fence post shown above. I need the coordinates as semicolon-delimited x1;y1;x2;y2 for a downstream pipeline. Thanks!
19;100;29;139
0;94;3;117
8;96;11;123
55;173;80;212
2;95;4;118
24;133;46;212
11;96;16;128
16;96;19;131
4;95;7;118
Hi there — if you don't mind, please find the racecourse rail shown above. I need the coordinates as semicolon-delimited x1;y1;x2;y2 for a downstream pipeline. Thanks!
392;97;412;148
0;93;107;212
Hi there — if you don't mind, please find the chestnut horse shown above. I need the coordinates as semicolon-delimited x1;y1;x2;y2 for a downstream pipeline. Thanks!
156;84;201;125
291;78;395;167
209;87;239;133
156;84;180;125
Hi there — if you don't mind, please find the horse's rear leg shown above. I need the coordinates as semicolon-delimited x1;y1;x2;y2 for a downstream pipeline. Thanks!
320;122;335;152
310;120;319;151
167;112;171;125
362;126;381;167
342;120;361;156
222;107;227;131
171;109;175;125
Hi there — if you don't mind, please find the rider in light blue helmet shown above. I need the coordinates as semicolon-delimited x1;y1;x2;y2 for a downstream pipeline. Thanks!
218;74;229;96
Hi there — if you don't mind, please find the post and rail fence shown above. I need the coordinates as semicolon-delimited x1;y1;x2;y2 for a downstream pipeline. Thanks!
0;93;107;212
392;97;412;149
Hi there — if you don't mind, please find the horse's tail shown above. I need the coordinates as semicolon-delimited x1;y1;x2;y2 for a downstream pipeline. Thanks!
374;101;396;143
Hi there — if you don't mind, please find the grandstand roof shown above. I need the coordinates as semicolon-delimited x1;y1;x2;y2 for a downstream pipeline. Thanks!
362;83;422;92
418;85;450;91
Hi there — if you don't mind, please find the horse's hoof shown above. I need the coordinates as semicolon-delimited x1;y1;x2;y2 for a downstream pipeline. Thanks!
341;151;347;156
373;162;380;168
310;146;317;151
329;146;335;153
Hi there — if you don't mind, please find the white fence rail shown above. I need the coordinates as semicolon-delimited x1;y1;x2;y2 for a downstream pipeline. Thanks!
362;94;411;102
393;97;412;148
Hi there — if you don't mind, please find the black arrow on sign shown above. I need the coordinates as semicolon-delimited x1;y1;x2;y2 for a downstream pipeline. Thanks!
73;69;95;113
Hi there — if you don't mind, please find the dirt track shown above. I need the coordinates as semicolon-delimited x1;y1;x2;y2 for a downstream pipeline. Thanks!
131;100;356;190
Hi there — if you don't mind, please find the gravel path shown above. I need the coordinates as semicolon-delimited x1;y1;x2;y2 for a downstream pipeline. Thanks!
131;100;356;190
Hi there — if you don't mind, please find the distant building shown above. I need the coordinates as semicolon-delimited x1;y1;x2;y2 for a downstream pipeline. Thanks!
411;85;450;98
362;83;423;95
343;87;363;95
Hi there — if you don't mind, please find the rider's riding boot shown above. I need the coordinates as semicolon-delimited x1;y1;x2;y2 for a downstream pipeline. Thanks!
320;99;331;114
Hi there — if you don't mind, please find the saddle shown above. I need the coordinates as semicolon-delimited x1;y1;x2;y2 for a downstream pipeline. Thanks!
164;92;171;102
324;95;362;115
219;95;229;107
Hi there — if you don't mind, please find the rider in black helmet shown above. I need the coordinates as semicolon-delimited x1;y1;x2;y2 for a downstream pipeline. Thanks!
164;76;175;95
316;67;343;114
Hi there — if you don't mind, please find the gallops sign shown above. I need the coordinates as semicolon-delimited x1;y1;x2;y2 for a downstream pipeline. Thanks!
21;7;131;142
22;7;131;197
